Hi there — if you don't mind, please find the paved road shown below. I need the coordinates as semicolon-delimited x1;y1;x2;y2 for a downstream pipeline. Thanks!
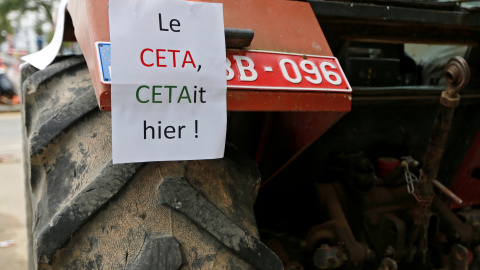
0;112;28;270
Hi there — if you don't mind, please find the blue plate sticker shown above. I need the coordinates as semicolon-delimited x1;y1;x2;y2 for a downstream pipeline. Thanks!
95;42;111;84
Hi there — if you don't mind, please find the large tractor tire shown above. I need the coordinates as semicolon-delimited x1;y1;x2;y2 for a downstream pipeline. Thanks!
21;56;282;270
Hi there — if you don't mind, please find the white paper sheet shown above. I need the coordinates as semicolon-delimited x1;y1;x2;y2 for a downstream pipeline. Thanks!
110;0;226;163
21;0;69;70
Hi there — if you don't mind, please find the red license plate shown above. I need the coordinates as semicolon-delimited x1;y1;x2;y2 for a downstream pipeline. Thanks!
226;50;351;92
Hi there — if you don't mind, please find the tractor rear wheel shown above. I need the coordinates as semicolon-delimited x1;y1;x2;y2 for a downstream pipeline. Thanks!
21;56;282;270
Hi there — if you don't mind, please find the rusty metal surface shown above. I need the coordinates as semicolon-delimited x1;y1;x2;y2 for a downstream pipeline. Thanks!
432;179;463;205
259;146;480;268
310;183;376;267
378;258;398;270
316;149;479;265
313;244;347;269
432;197;480;246
418;104;456;200
417;57;470;202
447;245;469;270
444;57;471;99
441;57;471;108
364;213;407;261
364;186;416;210
403;57;471;263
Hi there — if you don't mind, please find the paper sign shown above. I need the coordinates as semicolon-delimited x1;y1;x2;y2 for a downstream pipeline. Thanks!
110;0;226;163
21;0;69;70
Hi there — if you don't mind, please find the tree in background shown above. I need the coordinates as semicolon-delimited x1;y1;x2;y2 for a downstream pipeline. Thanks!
0;0;54;44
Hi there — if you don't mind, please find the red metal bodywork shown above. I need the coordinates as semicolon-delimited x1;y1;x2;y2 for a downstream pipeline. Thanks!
66;0;346;111
65;0;351;181
66;0;111;110
450;129;480;208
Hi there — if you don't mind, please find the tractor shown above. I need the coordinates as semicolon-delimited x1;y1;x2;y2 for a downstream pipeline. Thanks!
21;0;480;269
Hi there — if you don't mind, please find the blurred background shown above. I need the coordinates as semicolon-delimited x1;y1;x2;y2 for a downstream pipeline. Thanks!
0;1;58;269
0;0;80;108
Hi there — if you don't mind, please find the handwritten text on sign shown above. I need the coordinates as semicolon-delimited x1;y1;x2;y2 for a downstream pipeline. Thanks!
110;0;226;164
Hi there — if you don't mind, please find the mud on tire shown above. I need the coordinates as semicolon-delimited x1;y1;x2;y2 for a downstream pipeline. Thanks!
21;56;282;269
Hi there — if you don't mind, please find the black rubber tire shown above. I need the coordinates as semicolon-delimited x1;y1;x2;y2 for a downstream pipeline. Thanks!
21;56;282;270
